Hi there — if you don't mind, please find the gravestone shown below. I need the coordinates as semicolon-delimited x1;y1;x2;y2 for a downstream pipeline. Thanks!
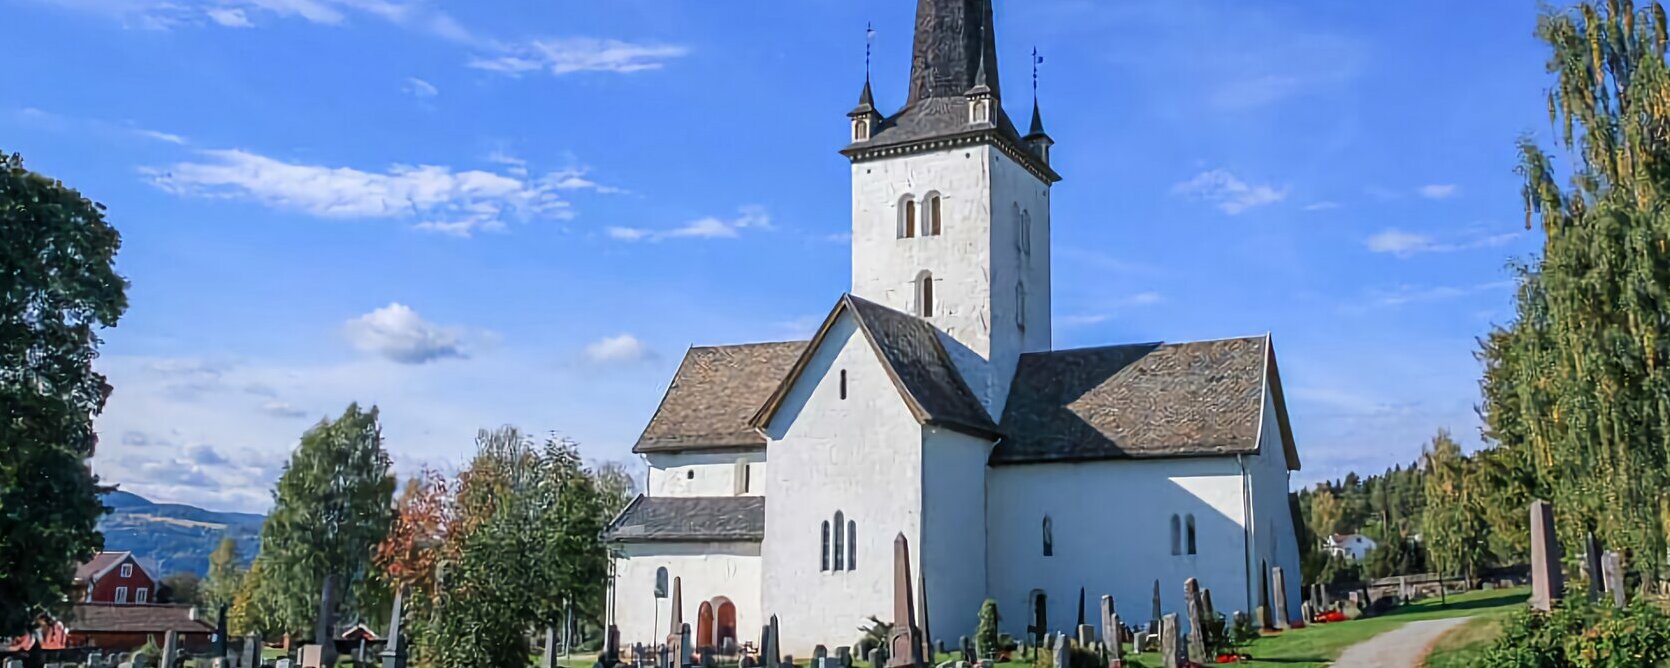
743;656;759;668
161;630;180;668
1271;567;1291;631
837;645;853;668
1182;579;1206;664
814;646;829;666
1149;581;1162;635
242;634;260;668
1050;632;1069;668
1100;595;1121;666
958;636;973;664
767;615;783;668
275;660;293;668
886;535;924;668
667;578;687;668
1300;602;1314;624
1585;532;1605;603
1529;500;1565;611
382;587;409;668
1603;551;1627;609
681;624;696;668
918;572;934;663
1254;606;1269;631
869;646;884;668
1076;624;1094;649
299;645;325;668
1158;614;1182;668
1077;588;1087;628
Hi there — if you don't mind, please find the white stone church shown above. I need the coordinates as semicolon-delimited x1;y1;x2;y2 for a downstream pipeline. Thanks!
602;0;1304;654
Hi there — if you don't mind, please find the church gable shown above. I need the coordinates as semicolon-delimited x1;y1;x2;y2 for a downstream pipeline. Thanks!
993;335;1299;467
751;294;998;439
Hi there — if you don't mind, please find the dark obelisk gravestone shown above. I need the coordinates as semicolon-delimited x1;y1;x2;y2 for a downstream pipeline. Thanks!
213;604;229;658
1585;532;1604;603
241;633;260;668
1200;590;1215;630
668;577;686;668
886;535;924;668
380;587;408;668
1149;580;1162;635
1182;579;1206;664
1271;567;1290;630
315;574;341;667
917;571;933;663
1158;614;1182;668
542;626;559;668
768;616;784;668
1529;500;1564;612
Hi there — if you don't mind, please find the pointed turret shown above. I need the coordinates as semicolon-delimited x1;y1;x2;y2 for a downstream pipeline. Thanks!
965;45;996;125
1025;99;1054;163
850;78;881;142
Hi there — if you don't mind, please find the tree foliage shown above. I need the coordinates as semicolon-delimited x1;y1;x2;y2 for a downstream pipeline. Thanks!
252;404;395;638
1422;430;1492;582
1475;0;1670;579
201;536;245;614
0;150;129;636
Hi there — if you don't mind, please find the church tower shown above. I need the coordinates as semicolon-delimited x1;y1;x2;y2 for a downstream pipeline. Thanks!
842;0;1059;418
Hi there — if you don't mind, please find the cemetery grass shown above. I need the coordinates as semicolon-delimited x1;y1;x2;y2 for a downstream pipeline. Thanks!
1419;615;1508;668
1235;587;1529;668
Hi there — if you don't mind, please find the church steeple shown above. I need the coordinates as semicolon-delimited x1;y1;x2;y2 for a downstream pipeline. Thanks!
907;0;1002;105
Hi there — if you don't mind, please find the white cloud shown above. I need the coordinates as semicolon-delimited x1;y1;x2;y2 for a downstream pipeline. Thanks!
583;334;654;365
147;148;600;237
1171;169;1287;215
610;206;772;242
1366;228;1520;258
344;303;470;364
1418;184;1460;200
469;38;689;76
205;7;252;27
136;128;187;144
403;76;439;98
1303;201;1340;212
261;401;309;419
1360;281;1516;308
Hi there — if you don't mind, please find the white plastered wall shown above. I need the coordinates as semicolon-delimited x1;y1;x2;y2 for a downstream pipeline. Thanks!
612;542;763;649
647;451;768;498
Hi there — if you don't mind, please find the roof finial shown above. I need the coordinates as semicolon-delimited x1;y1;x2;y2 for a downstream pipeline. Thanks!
1032;47;1043;104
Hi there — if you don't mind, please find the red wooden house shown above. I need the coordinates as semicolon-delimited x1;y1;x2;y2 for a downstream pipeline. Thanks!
74;552;157;605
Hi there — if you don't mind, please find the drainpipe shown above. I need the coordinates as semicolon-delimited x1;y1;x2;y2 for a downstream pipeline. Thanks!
1238;455;1254;615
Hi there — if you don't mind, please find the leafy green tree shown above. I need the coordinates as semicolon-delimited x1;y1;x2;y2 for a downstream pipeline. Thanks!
0;151;129;636
201;536;245;614
254;404;395;639
1422;430;1490;583
229;557;282;638
1307;487;1344;544
160;572;202;605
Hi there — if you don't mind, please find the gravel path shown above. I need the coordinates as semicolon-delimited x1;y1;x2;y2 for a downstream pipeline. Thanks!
1330;617;1473;668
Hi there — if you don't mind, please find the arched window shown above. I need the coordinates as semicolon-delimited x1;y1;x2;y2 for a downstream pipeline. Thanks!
1186;514;1198;555
847;519;857;570
839;370;848;400
833;511;846;571
655;567;670;598
916;271;934;318
1170;515;1182;556
900;197;918;239
1012;203;1023;252
1020;210;1033;256
1042;516;1054;557
926;194;943;236
821;521;831;572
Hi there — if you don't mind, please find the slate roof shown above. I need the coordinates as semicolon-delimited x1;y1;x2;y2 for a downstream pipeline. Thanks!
752;294;999;439
633;341;808;454
66;604;213;635
602;496;766;543
992;336;1300;468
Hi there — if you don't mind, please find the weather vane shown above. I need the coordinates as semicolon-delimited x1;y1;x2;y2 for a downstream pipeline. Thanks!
1033;47;1044;101
867;22;877;80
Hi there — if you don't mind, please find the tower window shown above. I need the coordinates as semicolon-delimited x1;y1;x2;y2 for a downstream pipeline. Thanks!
900;197;918;239
1042;516;1054;557
839;370;848;400
821;521;831;572
916;271;934;318
847;519;858;570
1186;514;1198;555
927;194;943;236
1017;283;1028;331
1170;514;1182;556
833;511;846;571
655;567;669;597
1020;210;1033;256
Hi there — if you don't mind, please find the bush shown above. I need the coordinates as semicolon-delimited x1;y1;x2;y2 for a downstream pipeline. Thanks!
1030;642;1099;668
1478;601;1670;668
976;599;1001;660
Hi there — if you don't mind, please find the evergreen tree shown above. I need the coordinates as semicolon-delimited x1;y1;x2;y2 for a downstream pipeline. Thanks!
0;150;129;636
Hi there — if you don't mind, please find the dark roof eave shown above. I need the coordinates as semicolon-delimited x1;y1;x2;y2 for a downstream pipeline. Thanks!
604;535;764;544
632;440;767;455
926;418;1004;442
989;443;1260;466
842;128;1061;184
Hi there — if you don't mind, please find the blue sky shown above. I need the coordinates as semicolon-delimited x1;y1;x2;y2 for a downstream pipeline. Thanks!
4;0;1552;512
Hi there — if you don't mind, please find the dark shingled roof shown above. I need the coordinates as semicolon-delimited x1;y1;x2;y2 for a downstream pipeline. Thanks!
634;341;808;454
752;294;999;439
67;604;213;635
993;336;1299;468
603;496;766;543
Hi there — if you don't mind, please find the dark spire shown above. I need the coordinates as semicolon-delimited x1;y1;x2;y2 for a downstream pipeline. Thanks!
907;0;1001;104
1027;99;1047;137
967;43;993;97
851;79;878;117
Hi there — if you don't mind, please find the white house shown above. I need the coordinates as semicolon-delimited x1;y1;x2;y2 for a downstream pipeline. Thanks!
1324;534;1379;562
602;0;1305;655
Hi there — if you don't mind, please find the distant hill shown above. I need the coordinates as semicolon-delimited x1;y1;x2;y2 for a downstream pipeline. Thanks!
98;490;264;578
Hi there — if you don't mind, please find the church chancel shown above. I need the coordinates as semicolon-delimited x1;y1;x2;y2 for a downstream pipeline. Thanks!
602;0;1305;654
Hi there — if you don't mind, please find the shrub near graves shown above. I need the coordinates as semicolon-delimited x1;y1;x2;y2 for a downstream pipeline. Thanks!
975;600;1001;659
1477;601;1670;668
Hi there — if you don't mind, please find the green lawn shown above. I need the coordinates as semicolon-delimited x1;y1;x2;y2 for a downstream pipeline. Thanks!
1230;587;1530;668
1420;615;1508;668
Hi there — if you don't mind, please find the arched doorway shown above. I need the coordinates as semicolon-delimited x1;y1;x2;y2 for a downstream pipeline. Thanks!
715;597;737;651
696;601;715;650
